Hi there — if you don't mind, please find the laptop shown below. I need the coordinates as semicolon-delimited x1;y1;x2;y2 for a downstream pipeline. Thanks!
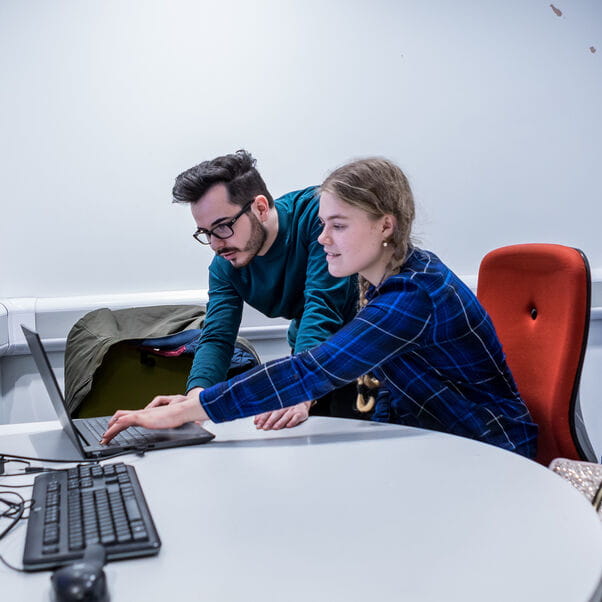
22;325;215;459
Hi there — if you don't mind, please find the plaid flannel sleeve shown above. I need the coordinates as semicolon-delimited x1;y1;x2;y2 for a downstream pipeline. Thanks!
200;280;432;423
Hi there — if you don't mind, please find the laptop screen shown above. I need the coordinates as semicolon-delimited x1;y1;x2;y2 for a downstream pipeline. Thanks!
21;325;86;455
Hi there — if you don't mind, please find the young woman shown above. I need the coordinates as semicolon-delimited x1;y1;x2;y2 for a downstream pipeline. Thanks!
102;158;537;457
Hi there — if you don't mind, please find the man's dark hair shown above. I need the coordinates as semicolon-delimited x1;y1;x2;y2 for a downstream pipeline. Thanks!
172;149;274;207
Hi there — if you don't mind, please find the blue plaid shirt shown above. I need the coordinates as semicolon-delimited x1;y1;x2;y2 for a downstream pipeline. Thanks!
200;248;538;458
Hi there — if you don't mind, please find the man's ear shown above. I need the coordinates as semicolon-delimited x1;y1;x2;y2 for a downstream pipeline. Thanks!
253;195;270;221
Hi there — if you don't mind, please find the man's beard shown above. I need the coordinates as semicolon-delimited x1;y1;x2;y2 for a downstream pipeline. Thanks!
217;213;268;268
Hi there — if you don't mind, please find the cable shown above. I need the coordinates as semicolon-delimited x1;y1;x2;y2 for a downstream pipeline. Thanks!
0;449;146;488
0;456;31;476
0;551;26;573
0;492;27;572
0;468;56;485
0;491;25;539
0;452;98;464
1;496;24;519
0;470;54;479
0;493;38;572
0;447;147;465
0;448;147;483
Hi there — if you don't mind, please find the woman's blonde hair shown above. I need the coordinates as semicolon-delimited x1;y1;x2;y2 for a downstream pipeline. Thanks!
320;157;416;412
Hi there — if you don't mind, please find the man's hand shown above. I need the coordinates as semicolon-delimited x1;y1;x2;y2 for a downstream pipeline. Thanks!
253;401;311;431
100;392;208;445
145;387;204;409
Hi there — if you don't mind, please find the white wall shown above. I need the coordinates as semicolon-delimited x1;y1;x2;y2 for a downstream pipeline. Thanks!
1;0;601;298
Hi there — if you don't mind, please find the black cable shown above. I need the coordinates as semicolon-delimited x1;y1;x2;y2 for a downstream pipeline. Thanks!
4;459;29;467
1;499;23;519
0;491;25;539
0;470;54;479
0;448;146;483
0;492;32;572
1;490;33;521
21;499;34;520
0;452;98;464
0;551;26;572
0;456;30;475
0;447;147;465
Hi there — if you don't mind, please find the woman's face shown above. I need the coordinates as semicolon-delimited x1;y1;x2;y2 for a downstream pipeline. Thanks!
317;190;394;286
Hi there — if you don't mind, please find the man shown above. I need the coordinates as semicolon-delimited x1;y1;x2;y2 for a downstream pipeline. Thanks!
149;150;358;429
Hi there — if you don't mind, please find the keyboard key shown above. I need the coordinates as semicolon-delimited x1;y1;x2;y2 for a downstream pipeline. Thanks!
100;532;116;545
43;524;59;545
79;465;92;478
124;497;142;522
69;539;84;551
91;466;104;479
46;492;59;506
44;506;59;524
131;521;148;541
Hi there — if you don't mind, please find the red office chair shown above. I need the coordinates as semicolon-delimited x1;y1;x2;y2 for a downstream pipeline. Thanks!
477;244;596;465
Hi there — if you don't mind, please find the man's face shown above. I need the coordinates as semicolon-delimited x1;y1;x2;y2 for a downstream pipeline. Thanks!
191;183;267;268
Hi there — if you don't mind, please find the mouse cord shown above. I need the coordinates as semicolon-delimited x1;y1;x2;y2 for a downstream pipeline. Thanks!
0;491;27;573
0;552;25;573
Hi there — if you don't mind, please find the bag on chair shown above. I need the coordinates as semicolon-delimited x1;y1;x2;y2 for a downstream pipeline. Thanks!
64;305;260;418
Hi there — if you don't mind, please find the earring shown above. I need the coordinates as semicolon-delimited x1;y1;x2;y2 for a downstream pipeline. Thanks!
382;240;389;248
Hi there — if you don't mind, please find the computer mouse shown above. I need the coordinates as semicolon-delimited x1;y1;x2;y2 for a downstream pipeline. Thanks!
50;544;109;602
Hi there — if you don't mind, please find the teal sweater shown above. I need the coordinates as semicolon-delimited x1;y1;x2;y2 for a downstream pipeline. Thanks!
187;187;358;390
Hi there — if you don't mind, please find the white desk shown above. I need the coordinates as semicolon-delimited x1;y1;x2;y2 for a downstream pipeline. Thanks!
1;417;602;602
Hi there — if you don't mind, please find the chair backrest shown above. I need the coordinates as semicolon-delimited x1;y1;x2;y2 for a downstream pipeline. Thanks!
476;244;592;465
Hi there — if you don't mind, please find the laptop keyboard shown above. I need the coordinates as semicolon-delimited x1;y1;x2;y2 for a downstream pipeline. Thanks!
85;416;155;447
23;462;161;570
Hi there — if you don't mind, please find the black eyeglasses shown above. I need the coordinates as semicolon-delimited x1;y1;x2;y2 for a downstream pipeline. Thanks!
193;199;254;245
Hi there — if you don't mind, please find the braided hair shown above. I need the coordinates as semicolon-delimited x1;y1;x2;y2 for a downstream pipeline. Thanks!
320;157;416;412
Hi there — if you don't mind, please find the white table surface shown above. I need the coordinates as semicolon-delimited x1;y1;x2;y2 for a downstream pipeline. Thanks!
1;416;602;602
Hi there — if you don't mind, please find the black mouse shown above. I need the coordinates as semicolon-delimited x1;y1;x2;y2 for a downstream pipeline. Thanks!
50;544;109;602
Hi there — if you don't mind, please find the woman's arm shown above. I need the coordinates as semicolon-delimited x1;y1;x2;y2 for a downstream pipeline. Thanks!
200;279;431;423
101;278;431;441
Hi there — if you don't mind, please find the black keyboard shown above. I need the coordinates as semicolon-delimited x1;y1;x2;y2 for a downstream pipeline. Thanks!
23;462;161;571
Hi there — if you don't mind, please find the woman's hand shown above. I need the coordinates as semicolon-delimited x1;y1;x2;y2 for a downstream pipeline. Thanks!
100;391;208;445
253;401;311;430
